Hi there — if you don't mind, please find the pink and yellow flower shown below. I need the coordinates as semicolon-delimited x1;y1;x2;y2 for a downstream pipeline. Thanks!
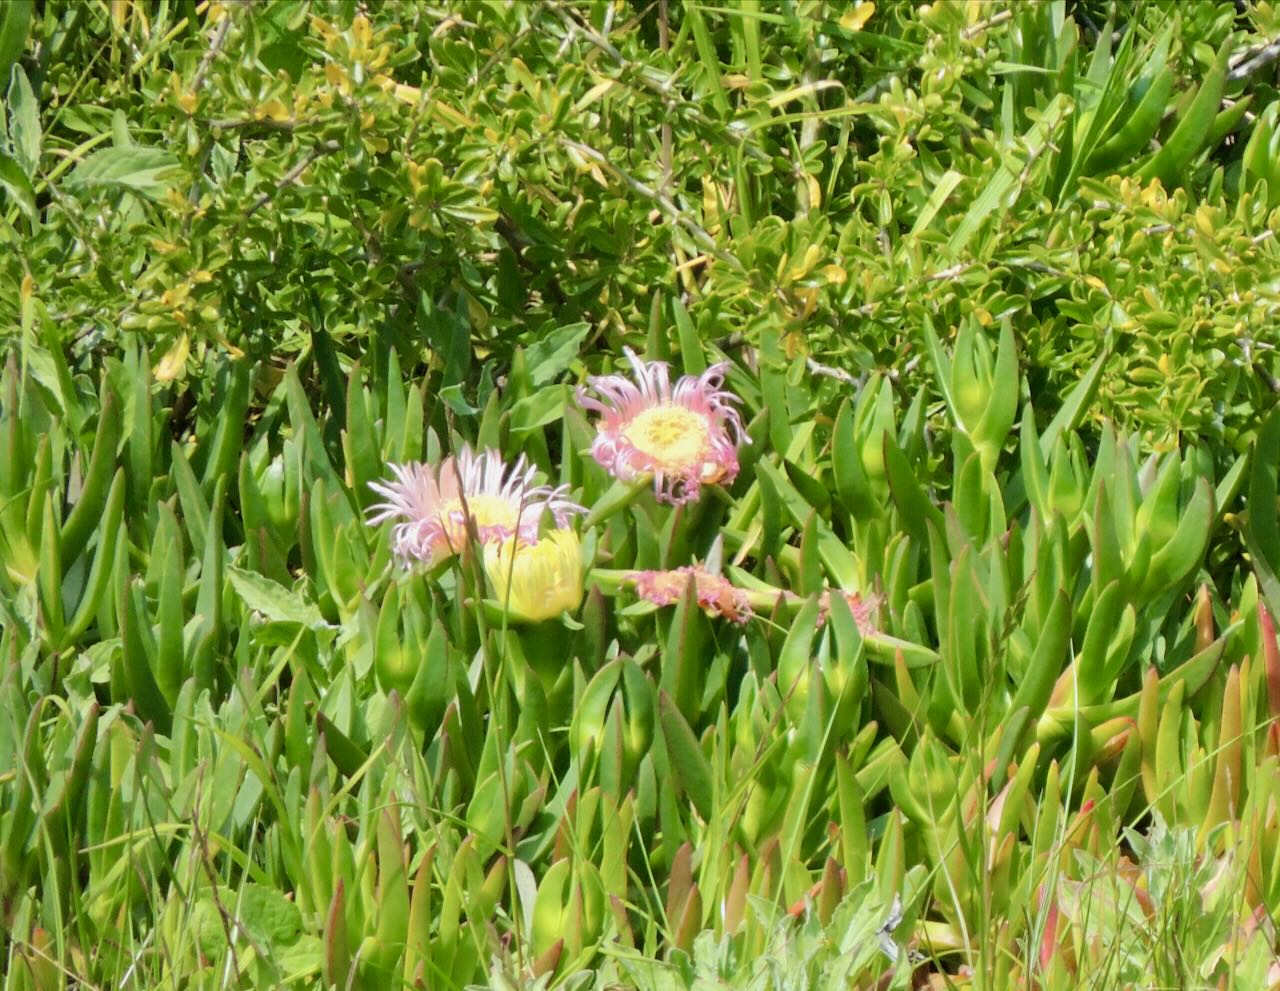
367;446;582;567
628;565;752;624
577;348;746;505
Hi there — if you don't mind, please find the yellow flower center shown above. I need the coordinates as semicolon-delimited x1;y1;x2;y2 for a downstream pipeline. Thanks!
623;404;711;474
439;495;519;546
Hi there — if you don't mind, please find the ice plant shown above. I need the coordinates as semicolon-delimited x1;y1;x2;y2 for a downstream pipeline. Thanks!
816;589;882;635
629;565;752;624
577;348;746;505
367;446;582;567
484;529;584;623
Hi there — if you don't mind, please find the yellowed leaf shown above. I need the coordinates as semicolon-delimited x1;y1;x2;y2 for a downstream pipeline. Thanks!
574;79;616;113
805;172;821;209
392;82;422;105
351;14;372;51
840;1;874;31
256;99;290;123
324;62;349;91
154;333;190;383
701;178;721;233
431;100;480;130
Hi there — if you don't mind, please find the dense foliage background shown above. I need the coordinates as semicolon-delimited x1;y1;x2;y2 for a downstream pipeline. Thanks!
4;0;1280;988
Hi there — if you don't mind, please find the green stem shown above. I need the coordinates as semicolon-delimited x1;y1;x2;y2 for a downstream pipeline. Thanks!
581;477;651;530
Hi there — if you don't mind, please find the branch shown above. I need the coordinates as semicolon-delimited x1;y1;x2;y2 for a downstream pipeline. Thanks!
244;140;342;218
807;358;861;388
961;9;1013;40
545;1;769;164
1228;39;1280;83
559;138;744;272
191;10;233;94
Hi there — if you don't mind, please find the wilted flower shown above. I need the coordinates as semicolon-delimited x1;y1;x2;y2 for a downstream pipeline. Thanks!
816;590;882;635
484;529;584;623
367;446;582;567
577;348;746;505
629;565;752;624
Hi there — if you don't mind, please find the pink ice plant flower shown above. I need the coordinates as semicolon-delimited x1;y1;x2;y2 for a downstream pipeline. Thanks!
629;565;752;624
367;446;583;568
576;348;746;505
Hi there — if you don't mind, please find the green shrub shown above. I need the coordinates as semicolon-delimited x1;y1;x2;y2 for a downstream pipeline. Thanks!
3;2;1280;990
